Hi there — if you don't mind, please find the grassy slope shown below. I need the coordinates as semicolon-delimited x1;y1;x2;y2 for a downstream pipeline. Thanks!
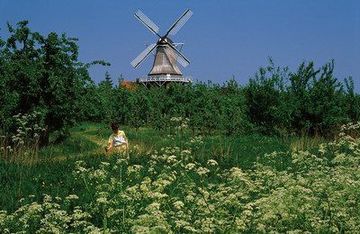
0;122;323;212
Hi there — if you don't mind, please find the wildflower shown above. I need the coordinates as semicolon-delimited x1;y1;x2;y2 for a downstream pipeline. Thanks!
100;162;110;167
75;160;86;167
229;167;245;178
185;194;195;202
149;192;168;199
127;165;143;174
65;194;79;200
27;202;43;214
166;155;177;164
43;194;52;202
185;163;196;171
207;159;218;167
196;166;210;176
318;144;326;154
153;178;172;190
96;197;108;205
181;149;192;155
72;209;92;221
106;208;121;218
146;202;161;213
116;158;128;165
173;201;184;210
148;168;157;177
91;169;107;180
175;220;191;229
235;217;246;231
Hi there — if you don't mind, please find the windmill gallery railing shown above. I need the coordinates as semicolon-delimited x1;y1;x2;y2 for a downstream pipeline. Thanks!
137;75;192;86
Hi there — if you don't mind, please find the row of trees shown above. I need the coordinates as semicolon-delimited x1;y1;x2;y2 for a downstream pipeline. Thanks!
1;21;359;146
82;61;359;137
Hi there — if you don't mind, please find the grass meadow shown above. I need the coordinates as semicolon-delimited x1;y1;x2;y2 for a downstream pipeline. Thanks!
1;122;359;233
1;122;296;210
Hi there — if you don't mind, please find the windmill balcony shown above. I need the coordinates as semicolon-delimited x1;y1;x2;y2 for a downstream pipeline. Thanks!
137;75;192;83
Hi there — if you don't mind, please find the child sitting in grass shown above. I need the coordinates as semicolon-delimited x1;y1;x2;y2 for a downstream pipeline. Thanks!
105;122;128;153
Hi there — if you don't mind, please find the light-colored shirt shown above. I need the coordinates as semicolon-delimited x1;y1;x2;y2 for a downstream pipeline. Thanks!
108;130;127;147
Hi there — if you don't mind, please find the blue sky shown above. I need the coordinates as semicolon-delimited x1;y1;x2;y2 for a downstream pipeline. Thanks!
1;0;359;89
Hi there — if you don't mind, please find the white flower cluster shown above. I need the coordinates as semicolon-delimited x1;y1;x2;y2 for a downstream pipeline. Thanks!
170;116;190;132
1;111;46;163
11;112;46;146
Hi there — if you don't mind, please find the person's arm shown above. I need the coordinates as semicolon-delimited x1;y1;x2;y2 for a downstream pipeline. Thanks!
122;132;129;147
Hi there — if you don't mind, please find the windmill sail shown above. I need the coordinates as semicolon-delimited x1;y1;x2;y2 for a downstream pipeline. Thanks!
134;10;161;37
165;9;193;37
167;42;190;67
131;43;157;68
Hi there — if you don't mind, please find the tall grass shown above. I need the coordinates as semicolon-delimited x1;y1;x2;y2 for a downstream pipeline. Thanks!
0;122;329;212
0;135;39;165
288;134;326;152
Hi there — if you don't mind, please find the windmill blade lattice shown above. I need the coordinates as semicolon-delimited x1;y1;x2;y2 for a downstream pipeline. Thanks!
166;42;190;67
131;43;157;68
134;10;161;38
165;9;193;37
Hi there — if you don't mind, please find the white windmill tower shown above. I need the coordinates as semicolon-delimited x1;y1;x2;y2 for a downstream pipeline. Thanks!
131;9;193;87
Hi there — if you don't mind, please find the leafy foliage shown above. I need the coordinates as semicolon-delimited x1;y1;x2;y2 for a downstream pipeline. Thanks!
0;21;107;145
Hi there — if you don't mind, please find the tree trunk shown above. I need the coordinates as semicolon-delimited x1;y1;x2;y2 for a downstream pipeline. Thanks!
39;126;49;147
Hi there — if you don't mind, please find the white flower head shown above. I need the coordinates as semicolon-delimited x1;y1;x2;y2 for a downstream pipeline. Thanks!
173;201;184;210
167;155;178;164
65;194;79;201
196;166;210;176
207;159;218;167
185;163;196;171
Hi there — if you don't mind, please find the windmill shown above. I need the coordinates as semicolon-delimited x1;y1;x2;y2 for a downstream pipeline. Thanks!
131;9;193;87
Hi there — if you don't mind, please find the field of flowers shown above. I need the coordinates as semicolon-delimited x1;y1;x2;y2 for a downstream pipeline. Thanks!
1;123;360;233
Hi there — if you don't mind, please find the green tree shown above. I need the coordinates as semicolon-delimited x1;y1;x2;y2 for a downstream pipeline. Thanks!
344;77;360;122
244;59;289;134
127;89;150;131
220;79;250;135
289;60;347;136
0;20;108;145
98;71;115;122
